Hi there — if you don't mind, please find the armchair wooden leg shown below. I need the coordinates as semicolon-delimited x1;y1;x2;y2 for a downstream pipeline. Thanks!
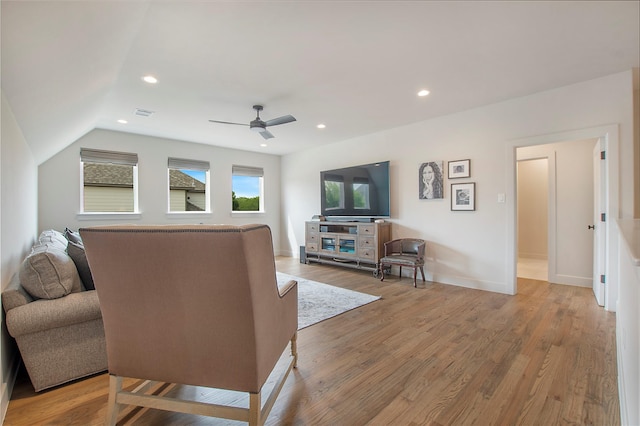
291;333;298;368
420;266;426;282
380;263;386;281
413;268;418;287
249;392;261;426
106;375;122;426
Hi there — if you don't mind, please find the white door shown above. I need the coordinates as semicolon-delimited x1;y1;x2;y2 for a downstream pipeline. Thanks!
592;139;606;306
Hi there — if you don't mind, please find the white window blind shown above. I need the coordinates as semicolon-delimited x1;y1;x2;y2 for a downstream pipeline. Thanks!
80;148;138;165
232;165;263;177
168;158;210;171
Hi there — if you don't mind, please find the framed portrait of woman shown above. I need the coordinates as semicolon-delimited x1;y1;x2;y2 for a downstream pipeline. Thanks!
419;161;444;199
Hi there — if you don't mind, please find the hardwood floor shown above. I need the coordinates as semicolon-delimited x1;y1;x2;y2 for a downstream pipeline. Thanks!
4;257;619;425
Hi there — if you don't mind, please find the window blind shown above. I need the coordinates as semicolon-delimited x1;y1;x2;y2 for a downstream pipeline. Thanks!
232;165;264;177
168;158;210;171
80;148;138;166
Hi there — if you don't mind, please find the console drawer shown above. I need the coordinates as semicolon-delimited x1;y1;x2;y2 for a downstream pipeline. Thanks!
359;224;375;236
306;222;320;233
359;248;375;260
359;236;375;248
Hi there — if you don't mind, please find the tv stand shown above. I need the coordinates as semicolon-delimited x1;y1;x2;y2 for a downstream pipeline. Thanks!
304;221;391;275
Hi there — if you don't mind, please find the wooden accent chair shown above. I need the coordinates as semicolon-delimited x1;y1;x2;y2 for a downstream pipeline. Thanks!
379;238;426;287
80;224;298;426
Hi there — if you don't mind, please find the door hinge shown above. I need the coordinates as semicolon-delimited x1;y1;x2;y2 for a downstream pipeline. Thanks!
601;213;606;222
600;274;606;284
600;150;606;160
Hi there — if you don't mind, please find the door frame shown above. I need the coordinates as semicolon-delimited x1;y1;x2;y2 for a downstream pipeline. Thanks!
506;124;619;311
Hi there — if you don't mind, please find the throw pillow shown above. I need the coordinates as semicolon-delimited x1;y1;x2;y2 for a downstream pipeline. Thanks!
38;229;68;251
66;240;95;291
19;247;80;299
64;228;83;245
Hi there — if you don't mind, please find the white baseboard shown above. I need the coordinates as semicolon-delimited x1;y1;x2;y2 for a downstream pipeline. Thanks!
548;273;591;287
0;351;21;424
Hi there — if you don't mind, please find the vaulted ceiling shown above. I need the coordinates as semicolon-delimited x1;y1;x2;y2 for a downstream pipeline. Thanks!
2;1;639;164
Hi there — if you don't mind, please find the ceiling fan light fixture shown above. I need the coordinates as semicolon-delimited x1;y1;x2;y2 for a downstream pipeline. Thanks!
250;126;266;133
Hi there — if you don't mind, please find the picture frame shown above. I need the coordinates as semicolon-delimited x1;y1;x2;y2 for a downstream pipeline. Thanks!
451;182;475;211
418;161;445;200
448;159;471;179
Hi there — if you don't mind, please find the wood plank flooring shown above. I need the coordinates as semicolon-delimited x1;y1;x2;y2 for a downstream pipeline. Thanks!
4;257;619;425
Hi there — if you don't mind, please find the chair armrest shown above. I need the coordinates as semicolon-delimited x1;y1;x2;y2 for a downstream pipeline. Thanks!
277;280;297;297
6;290;102;337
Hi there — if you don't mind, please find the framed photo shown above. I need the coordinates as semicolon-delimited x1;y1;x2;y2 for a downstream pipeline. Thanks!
451;182;475;211
418;161;444;200
448;159;471;179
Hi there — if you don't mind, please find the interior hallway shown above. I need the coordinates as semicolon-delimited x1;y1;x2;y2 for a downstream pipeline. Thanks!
517;257;548;282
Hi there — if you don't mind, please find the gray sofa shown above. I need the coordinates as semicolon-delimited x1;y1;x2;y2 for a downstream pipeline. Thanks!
1;229;107;392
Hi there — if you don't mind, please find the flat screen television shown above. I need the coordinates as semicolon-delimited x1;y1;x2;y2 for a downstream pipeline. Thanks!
320;161;390;219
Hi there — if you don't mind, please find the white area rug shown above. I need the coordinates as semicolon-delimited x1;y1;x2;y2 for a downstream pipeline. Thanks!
276;272;381;329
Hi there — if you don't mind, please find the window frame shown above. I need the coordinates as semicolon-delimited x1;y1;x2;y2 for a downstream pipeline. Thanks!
167;157;211;214
79;148;139;216
232;165;265;214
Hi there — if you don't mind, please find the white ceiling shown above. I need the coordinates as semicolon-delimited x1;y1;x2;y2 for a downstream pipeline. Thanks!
2;1;639;165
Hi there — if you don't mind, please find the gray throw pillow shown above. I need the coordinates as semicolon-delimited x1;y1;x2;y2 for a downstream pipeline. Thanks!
64;228;83;245
66;240;95;291
19;247;79;299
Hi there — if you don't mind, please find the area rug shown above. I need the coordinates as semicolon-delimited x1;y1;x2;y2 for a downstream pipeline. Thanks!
276;272;381;329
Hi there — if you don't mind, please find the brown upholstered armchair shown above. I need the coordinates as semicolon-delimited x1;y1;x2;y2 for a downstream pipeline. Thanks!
80;224;298;426
379;238;426;287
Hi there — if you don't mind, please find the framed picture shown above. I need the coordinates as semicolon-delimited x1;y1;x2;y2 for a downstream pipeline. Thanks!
451;182;475;211
448;159;471;179
418;161;444;200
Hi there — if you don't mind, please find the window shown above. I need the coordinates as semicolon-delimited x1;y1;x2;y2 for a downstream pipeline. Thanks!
80;148;138;213
323;174;344;210
168;158;210;212
232;165;264;212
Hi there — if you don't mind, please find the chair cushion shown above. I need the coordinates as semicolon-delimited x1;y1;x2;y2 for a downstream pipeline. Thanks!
19;244;80;299
380;254;424;267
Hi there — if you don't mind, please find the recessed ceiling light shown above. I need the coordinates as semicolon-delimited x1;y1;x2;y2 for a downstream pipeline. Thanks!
260;143;267;147
142;75;158;84
117;119;128;124
317;124;326;129
417;89;430;97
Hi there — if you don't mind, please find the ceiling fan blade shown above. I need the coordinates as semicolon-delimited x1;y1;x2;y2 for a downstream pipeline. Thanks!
265;115;296;127
208;119;249;127
260;130;275;140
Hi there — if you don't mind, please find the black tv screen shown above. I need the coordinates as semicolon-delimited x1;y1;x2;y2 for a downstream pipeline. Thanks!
320;161;390;218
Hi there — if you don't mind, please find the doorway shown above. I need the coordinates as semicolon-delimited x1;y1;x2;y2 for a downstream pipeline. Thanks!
516;158;549;281
514;138;597;289
507;124;619;311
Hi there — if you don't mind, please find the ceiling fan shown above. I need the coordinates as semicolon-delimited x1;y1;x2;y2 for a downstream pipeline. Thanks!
209;105;296;139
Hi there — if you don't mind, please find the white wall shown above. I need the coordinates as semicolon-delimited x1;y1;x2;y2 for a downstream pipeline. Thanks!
280;70;636;295
38;129;283;249
517;158;548;260
0;92;38;422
